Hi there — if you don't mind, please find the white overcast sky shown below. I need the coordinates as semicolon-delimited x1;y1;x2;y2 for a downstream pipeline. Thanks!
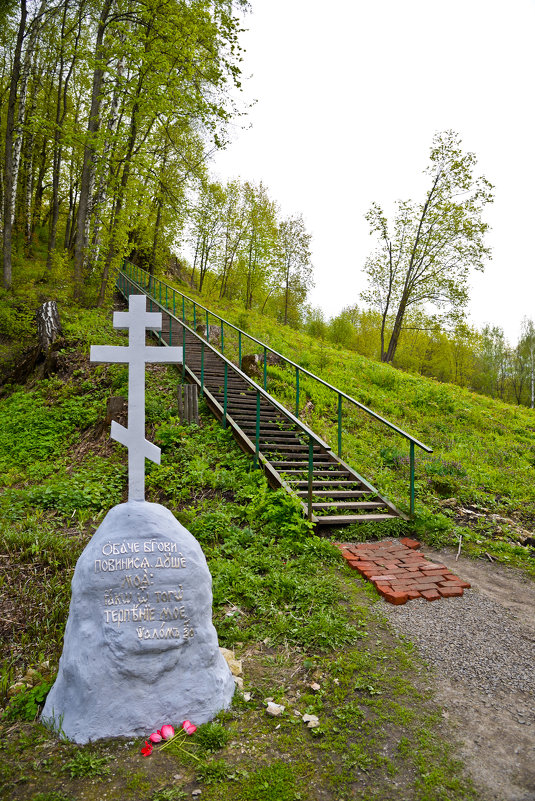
210;0;535;343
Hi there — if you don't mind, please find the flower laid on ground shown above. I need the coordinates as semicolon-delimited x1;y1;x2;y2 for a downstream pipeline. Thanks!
160;724;175;740
141;721;198;758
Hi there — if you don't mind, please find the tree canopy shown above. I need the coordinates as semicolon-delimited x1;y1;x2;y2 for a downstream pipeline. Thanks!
361;131;493;364
1;0;247;301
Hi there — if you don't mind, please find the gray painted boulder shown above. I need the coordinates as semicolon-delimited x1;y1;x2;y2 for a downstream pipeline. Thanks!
42;501;234;743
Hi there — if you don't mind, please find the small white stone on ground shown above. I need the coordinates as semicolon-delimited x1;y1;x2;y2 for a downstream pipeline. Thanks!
266;702;285;717
302;713;320;728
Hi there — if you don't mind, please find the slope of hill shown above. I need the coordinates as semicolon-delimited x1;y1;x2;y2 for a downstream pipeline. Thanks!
0;305;483;800
163;274;535;571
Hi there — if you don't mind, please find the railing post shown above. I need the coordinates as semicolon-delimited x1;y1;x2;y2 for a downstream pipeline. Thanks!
193;302;196;330
201;343;204;396
308;436;314;522
238;330;242;369
173;290;176;317
182;296;185;322
295;367;300;417
410;441;415;517
223;363;228;429
206;310;209;343
220;320;224;354
169;317;172;346
165;284;168;308
159;281;162;306
255;390;260;468
182;325;186;381
263;346;267;390
338;394;342;457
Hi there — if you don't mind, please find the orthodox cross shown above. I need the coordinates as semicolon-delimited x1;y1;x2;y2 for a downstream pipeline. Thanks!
90;294;183;502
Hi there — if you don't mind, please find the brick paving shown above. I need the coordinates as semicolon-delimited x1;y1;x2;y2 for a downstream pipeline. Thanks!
335;537;471;605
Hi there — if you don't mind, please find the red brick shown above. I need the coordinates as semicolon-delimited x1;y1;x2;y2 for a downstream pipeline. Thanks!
346;560;361;570
374;582;390;593
443;578;471;589
406;590;422;599
438;585;464;598
416;583;441;592
420;589;441;601
421;570;450;578
400;537;421;549
382;590;409;605
370;574;398;581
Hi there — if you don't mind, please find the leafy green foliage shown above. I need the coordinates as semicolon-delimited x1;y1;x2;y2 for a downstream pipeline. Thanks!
196;758;247;785
0;386;102;472
195;721;231;754
2;680;53;721
151;788;188;801
62;751;110;779
237;762;300;801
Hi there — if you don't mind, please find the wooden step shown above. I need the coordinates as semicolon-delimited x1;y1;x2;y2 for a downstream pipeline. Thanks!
280;469;349;476
315;514;397;525
311;502;385;510
268;460;333;469
295;490;369;498
293;480;363;487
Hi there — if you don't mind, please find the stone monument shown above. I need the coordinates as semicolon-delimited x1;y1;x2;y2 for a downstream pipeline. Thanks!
42;295;234;743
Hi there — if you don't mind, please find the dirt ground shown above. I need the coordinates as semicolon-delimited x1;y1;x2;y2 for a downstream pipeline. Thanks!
419;546;535;801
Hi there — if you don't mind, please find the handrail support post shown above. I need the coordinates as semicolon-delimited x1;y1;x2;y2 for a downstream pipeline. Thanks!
308;436;314;522
410;441;415;517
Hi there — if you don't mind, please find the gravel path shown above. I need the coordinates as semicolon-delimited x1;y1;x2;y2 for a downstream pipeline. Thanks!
383;591;535;697
380;547;535;801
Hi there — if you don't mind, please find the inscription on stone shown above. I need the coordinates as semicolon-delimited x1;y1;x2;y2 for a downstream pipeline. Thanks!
97;538;193;641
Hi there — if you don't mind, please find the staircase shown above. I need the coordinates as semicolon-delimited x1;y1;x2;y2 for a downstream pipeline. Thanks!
116;266;431;527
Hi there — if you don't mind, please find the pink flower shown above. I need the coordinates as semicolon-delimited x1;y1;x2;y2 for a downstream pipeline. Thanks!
159;724;175;740
182;720;197;735
149;731;162;744
141;740;153;756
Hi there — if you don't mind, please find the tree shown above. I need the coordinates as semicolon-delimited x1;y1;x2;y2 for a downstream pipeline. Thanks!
473;325;509;399
276;214;313;325
513;318;535;408
361;131;493;364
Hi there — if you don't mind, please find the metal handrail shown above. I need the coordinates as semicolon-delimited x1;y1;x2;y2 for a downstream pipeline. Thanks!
117;270;331;452
120;262;432;515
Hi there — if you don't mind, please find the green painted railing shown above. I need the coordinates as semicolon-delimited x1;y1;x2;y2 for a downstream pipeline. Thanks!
120;262;432;515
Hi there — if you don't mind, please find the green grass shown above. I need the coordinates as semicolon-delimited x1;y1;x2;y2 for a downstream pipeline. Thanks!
158;271;535;573
0;288;527;800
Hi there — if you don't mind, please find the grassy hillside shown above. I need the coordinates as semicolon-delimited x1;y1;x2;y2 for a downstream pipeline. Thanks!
159;274;535;572
0;306;479;800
